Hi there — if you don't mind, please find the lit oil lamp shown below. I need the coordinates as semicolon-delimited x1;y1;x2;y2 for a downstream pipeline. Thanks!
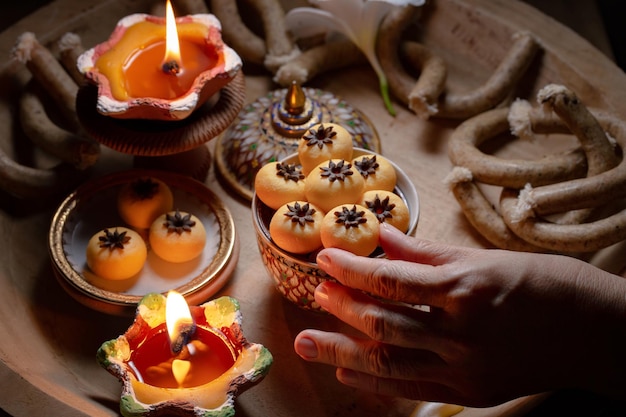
78;0;242;121
97;292;272;416
215;82;381;200
75;1;246;178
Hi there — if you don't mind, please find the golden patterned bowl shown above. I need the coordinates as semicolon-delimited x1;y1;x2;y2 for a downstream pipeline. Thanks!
251;148;419;311
48;169;238;315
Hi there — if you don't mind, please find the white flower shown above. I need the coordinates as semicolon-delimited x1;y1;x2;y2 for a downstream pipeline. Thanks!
285;0;425;116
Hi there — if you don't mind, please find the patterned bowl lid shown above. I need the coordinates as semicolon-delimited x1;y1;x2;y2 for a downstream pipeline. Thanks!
214;83;381;201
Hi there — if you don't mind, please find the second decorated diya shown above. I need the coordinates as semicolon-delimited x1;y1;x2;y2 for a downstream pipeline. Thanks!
214;82;381;201
98;292;272;417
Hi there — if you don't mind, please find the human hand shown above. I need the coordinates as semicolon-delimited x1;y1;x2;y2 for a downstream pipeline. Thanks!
294;223;626;406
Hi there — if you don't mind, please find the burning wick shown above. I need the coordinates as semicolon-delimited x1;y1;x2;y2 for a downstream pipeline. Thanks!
162;60;180;75
166;291;196;355
162;0;182;76
170;321;196;354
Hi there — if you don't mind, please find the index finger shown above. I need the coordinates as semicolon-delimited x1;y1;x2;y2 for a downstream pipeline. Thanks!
316;247;452;308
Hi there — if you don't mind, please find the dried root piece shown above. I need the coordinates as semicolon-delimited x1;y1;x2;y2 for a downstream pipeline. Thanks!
537;84;619;176
447;107;587;189
57;32;86;85
444;167;545;252
434;31;539;119
11;32;80;131
175;0;210;14
508;98;569;139
402;41;447;118
274;39;365;86
448;84;626;253
500;187;626;253
376;6;424;105
210;0;267;65
376;4;448;117
255;0;300;72
210;0;299;71
397;31;538;120
19;83;100;170
0;148;77;199
504;110;626;220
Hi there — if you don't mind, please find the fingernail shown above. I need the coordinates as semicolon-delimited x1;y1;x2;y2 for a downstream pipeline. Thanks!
295;336;318;359
315;282;329;306
337;368;359;385
316;252;331;269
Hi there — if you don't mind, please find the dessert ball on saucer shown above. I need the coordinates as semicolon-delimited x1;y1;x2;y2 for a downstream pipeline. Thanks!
117;177;174;229
149;210;206;263
86;227;147;280
305;159;365;213
359;190;410;233
320;204;380;256
269;201;324;254
298;123;353;175
254;161;306;210
352;154;397;192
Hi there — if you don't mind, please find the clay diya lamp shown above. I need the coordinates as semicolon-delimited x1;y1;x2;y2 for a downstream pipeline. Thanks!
77;1;242;121
97;292;272;416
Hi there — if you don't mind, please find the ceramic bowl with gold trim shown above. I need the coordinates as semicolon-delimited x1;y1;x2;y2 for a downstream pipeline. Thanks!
252;148;419;311
48;169;238;315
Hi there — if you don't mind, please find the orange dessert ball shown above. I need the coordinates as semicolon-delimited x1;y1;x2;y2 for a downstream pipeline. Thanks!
352;154;397;192
269;201;324;254
305;159;365;213
117;177;174;229
86;227;147;280
149;210;207;263
320;204;380;256
254;161;306;210
297;123;353;175
359;190;411;233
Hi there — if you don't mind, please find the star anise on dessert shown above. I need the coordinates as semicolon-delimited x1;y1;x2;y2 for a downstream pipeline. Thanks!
276;162;305;182
303;124;337;149
98;228;131;251
131;177;160;200
366;194;396;223
334;205;368;229
353;155;379;178
319;160;353;182
164;210;196;234
284;202;317;226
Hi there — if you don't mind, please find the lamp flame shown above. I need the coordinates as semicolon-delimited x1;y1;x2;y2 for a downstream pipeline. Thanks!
166;291;195;354
162;0;181;74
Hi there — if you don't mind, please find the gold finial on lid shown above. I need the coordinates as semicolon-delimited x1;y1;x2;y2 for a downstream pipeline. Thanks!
285;81;306;115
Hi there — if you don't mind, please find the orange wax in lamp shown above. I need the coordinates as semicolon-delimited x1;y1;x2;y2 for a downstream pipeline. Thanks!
95;0;221;101
128;291;238;389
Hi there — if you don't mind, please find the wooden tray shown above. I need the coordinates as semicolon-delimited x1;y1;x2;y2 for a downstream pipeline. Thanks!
1;0;625;416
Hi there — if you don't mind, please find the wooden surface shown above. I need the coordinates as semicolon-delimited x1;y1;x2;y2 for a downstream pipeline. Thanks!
1;0;625;416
